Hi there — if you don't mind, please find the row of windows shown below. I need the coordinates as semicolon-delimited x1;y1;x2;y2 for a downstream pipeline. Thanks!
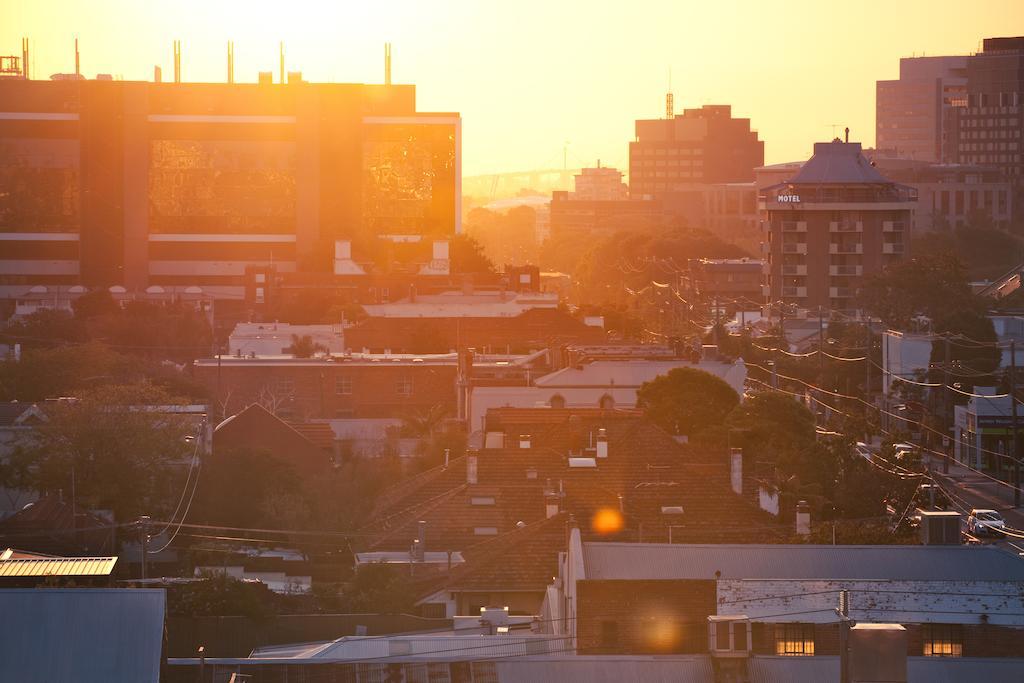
634;170;703;179
961;129;1021;140
958;142;1020;153
632;147;705;156
962;117;1021;129
961;154;1022;165
634;159;704;167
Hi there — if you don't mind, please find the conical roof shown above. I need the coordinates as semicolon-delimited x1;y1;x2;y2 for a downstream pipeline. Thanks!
788;140;890;185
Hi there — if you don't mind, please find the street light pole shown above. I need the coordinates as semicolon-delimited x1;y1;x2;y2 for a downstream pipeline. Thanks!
1011;341;1020;508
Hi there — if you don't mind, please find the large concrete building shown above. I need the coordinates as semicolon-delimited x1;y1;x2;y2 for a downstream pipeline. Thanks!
876;56;968;163
957;37;1024;183
761;139;916;312
0;77;459;302
629;105;763;195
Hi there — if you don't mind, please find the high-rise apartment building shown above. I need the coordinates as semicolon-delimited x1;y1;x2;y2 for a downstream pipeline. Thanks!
876;56;967;163
761;140;916;313
0;78;459;301
957;37;1024;182
629;104;763;196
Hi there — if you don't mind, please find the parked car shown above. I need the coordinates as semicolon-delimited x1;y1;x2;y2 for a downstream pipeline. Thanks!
967;509;1007;537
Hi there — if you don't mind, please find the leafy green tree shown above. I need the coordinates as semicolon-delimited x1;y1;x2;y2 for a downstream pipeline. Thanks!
341;563;416;614
636;367;740;437
284;334;328;358
167;572;275;619
2;309;87;346
857;251;978;329
450;234;496;274
71;289;120;320
725;392;817;463
25;382;193;521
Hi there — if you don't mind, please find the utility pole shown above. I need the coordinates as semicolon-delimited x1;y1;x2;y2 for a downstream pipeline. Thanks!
818;306;825;376
838;589;852;683
138;516;151;581
714;297;721;348
1011;340;1020;507
864;318;872;401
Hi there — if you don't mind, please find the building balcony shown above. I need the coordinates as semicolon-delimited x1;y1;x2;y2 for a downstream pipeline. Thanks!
830;286;856;298
829;243;863;255
829;265;863;276
883;242;905;254
783;243;808;255
883;221;906;233
782;286;807;298
829;221;863;233
782;264;808;276
781;221;807;233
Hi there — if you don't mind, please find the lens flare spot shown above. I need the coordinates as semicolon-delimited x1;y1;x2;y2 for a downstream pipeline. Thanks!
592;507;623;535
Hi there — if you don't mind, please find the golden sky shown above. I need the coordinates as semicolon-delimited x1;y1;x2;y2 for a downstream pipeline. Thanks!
2;0;1023;176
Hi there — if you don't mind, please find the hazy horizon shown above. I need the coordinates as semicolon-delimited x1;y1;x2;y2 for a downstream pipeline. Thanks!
2;0;1022;176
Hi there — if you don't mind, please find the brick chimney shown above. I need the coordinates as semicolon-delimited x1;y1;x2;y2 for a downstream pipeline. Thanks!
467;453;478;485
730;448;743;496
596;428;608;458
796;500;811;536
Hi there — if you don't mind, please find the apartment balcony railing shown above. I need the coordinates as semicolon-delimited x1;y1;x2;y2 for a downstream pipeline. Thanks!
829;265;862;276
883;242;905;254
783;243;808;254
783;264;808;276
830;286;856;298
782;221;807;232
829;221;863;233
782;286;808;298
883;221;906;233
829;243;863;255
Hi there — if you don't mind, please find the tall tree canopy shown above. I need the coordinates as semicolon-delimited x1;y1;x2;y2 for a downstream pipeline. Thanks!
636;367;740;437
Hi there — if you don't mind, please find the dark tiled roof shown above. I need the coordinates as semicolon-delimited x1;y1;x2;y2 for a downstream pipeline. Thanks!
365;411;785;558
214;404;331;469
287;422;336;452
0;495;117;556
0;402;37;427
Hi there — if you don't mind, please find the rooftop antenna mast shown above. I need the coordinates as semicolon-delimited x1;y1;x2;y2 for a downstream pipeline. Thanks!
74;38;80;77
279;42;285;84
227;41;235;84
21;37;29;79
665;66;674;119
173;40;181;83
384;42;392;85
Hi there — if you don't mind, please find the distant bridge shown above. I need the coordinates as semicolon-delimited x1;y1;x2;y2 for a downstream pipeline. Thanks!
463;168;580;200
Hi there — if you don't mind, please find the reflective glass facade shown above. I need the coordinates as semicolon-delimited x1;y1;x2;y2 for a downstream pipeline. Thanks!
149;139;297;234
362;123;456;236
0;137;80;232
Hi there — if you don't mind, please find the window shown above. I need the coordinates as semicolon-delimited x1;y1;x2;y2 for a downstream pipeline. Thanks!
470;496;495;506
774;623;815;656
600;621;619;651
396;376;413;397
549;394;566;409
923;624;963;657
473;527;498;536
335;374;353;395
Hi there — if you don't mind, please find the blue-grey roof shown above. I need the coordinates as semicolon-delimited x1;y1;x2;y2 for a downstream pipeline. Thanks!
788;141;891;184
582;544;1024;581
0;588;166;683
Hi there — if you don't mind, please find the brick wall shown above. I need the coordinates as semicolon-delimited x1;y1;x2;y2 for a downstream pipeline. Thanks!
576;579;716;654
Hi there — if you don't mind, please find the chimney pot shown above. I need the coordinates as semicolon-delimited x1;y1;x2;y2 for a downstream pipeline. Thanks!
467;454;478;485
796;500;811;536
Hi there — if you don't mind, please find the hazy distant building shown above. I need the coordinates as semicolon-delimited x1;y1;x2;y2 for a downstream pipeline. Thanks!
0;78;459;302
868;155;1014;230
569;165;628;201
876;56;968;163
629;104;763;195
957;37;1024;183
761;140;916;312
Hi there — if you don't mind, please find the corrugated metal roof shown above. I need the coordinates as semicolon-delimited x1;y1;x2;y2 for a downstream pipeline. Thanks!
749;655;839;683
750;656;1024;683
0;555;117;577
0;588;165;683
582;544;1024;581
